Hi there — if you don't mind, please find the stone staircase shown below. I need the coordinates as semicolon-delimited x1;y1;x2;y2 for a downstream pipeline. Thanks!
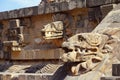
0;63;63;80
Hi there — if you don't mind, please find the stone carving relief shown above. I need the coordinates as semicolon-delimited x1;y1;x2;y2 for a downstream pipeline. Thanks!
42;21;64;39
61;28;120;79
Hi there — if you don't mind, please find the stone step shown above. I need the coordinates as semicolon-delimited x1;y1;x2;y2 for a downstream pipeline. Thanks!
0;63;62;74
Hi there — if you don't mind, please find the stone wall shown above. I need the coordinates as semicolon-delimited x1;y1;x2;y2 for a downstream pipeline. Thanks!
0;0;120;20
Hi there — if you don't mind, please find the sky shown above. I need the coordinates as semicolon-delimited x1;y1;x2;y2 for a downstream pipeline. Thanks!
0;0;41;12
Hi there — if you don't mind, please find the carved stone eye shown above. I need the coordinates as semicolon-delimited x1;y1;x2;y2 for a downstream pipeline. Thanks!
78;35;85;42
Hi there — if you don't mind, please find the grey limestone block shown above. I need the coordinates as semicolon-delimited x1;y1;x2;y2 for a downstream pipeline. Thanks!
24;6;38;16
19;75;27;80
60;2;69;11
27;75;35;80
38;3;46;14
77;0;86;8
100;4;115;18
112;64;120;76
101;77;120;80
68;0;77;10
9;19;20;27
1;74;11;80
8;10;18;19
0;12;3;20
11;76;19;80
0;11;8;20
17;8;25;18
86;0;120;7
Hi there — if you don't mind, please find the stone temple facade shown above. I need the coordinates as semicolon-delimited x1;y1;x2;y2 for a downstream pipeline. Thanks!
0;0;120;80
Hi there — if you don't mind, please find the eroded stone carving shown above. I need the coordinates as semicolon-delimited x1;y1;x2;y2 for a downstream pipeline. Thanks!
42;21;64;39
61;28;120;79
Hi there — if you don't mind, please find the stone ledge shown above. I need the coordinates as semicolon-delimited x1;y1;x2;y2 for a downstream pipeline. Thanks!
0;73;53;80
101;76;120;80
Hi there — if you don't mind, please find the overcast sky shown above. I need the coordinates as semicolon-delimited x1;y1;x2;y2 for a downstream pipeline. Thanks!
0;0;41;12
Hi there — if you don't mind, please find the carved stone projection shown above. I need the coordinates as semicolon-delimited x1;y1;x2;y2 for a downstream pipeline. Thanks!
3;19;25;52
41;21;64;39
61;28;120;79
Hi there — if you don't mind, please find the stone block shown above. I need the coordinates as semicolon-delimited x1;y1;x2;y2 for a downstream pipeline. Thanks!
9;19;20;28
24;6;38;16
0;74;2;80
60;2;68;11
112;64;120;76
0;51;4;59
27;75;35;80
8;10;18;19
19;74;52;80
51;3;61;12
0;23;3;29
17;8;25;18
19;75;27;80
38;3;45;14
86;0;120;7
11;48;63;60
68;0;77;10
1;74;11;80
101;4;115;18
0;11;8;20
113;3;120;11
0;13;3;20
101;77;120;80
77;0;86;8
11;76;19;80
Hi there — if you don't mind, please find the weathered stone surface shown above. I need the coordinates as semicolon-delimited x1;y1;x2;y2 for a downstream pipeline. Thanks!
19;74;52;80
0;13;3;20
19;75;27;80
68;0;77;10
17;8;25;18
60;2;68;11
8;10;18;19
42;21;64;39
101;4;116;18
0;73;53;80
9;19;20;27
61;3;120;80
38;3;45;14
1;74;11;80
101;77;120;80
112;64;120;76
86;0;120;7
11;76;19;80
52;3;61;12
24;6;38;16
93;4;120;32
0;0;120;20
11;48;63;60
0;11;8;20
27;75;35;80
113;3;120;11
77;0;86;8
